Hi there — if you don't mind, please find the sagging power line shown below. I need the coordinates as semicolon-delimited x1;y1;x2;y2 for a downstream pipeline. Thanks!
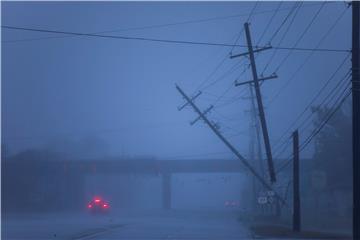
1;25;350;53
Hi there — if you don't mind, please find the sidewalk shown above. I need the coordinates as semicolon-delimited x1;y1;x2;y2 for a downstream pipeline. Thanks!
239;214;352;239
250;224;352;239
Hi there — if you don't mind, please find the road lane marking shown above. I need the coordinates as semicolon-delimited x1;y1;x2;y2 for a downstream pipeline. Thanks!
71;224;125;240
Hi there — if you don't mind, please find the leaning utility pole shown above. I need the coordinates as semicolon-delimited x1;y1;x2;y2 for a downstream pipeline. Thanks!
249;86;265;178
352;1;359;239
292;130;301;232
247;86;265;213
248;97;257;213
175;84;287;206
231;22;277;183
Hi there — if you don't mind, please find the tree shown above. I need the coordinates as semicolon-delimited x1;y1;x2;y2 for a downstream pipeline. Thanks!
311;101;352;190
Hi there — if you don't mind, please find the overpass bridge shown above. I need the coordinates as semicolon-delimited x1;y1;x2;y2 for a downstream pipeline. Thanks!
6;156;282;210
63;158;254;209
66;158;246;174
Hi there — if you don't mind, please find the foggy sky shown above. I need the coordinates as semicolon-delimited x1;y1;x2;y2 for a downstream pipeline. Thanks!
1;1;351;160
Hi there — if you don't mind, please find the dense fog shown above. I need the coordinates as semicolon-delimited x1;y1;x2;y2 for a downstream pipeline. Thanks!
1;1;354;239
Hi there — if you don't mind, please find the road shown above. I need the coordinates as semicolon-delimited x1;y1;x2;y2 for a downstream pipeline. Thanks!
2;209;253;240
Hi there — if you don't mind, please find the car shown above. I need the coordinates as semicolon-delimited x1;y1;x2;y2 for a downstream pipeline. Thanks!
87;196;110;214
224;200;240;208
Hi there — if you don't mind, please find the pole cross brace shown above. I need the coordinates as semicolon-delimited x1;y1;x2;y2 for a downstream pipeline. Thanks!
190;105;214;126
230;46;272;59
235;73;278;87
175;83;288;206
178;91;202;111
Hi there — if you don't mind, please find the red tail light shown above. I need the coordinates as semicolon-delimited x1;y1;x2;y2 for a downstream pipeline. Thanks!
94;196;102;203
88;204;92;208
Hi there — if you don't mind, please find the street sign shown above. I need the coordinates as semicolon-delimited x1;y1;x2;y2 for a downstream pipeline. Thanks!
267;190;275;197
258;196;267;204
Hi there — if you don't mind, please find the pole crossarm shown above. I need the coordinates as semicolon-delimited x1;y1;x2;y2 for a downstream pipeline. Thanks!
230;46;272;59
190;105;214;125
178;91;202;111
235;73;278;87
175;84;287;206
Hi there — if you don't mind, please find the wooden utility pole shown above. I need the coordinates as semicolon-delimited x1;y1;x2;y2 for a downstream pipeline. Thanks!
248;85;266;214
175;84;287;206
248;93;258;213
231;23;277;183
352;1;360;239
244;22;276;183
292;130;301;232
249;87;266;178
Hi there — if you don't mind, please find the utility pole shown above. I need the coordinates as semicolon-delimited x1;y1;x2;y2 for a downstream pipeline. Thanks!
231;22;277;183
249;87;266;178
352;1;360;239
175;84;287;206
247;85;266;214
292;130;301;232
248;94;257;213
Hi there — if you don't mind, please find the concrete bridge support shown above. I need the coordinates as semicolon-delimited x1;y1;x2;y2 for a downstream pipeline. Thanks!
162;173;171;209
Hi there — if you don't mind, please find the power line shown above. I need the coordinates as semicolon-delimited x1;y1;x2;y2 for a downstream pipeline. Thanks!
276;84;352;173
1;25;350;53
271;54;350;151
273;71;351;160
214;89;249;109
198;60;250;119
297;74;351;133
266;6;350;106
247;1;260;22
276;85;351;174
0;25;250;47
264;46;349;53
212;81;237;107
256;1;283;46
2;2;327;44
201;59;245;90
268;2;301;44
262;2;304;74
273;2;326;73
273;72;351;158
228;1;259;55
229;27;245;55
300;88;351;152
193;54;230;92
211;62;253;107
276;74;351;160
187;32;243;93
212;108;245;122
273;138;292;159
